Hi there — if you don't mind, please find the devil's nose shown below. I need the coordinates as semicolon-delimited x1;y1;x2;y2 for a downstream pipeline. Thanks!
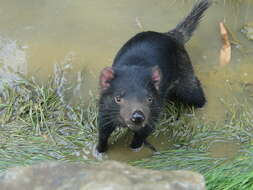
131;111;145;124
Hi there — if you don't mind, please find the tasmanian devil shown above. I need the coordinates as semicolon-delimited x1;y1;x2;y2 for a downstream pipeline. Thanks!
97;0;211;153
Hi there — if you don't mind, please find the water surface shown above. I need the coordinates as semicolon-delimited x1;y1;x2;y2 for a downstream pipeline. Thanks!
0;0;253;161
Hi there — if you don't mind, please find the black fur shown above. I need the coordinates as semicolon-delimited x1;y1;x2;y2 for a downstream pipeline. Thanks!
169;0;211;44
96;0;211;153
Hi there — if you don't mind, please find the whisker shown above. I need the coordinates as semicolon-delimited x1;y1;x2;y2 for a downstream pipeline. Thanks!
99;112;119;117
99;120;115;127
99;112;119;115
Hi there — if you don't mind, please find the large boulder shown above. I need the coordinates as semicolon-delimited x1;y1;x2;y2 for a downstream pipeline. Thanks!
0;161;205;190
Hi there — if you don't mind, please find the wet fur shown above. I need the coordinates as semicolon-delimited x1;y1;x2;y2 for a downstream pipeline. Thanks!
97;0;211;153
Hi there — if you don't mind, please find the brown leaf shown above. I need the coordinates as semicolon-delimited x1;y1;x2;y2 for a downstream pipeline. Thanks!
219;22;231;66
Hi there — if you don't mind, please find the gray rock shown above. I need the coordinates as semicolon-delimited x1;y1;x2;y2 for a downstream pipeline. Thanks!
0;161;206;190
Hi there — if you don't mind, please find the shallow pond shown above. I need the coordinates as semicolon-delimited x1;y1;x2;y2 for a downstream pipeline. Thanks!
0;0;253;161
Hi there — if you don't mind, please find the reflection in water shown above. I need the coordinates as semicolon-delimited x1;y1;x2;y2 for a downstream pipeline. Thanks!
0;0;253;161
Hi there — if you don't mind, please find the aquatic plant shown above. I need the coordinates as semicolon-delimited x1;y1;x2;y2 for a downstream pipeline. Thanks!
132;97;253;190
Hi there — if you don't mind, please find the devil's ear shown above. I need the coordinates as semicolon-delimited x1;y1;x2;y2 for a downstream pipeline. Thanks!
151;66;162;90
99;67;115;91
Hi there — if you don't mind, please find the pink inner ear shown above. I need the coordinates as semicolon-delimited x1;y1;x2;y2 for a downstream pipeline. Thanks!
152;67;161;90
152;69;161;82
99;67;114;90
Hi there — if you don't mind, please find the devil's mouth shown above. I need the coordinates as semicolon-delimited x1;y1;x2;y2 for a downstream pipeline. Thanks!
126;123;145;130
118;117;145;130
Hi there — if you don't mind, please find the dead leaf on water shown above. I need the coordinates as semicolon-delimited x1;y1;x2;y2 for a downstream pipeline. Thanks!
219;22;231;66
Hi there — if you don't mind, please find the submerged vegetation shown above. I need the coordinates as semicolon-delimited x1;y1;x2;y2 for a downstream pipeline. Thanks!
132;100;253;190
0;71;253;189
0;0;252;189
0;77;97;167
0;71;134;169
132;82;253;190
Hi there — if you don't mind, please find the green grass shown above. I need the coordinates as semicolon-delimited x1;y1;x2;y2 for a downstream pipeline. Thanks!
131;98;253;190
0;78;97;169
132;147;253;189
0;71;253;190
0;74;135;171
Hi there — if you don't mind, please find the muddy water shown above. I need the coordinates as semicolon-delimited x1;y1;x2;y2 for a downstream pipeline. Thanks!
0;0;253;161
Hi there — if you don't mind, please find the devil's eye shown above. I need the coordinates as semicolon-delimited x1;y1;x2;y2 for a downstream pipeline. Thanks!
147;96;153;102
114;96;122;103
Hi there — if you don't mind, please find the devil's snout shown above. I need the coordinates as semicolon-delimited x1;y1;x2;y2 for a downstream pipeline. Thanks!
131;110;145;125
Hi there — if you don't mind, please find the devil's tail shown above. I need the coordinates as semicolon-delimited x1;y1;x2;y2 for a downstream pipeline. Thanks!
169;0;212;44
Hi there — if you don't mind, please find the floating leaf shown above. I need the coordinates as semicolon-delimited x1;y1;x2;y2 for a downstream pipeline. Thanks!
219;22;231;66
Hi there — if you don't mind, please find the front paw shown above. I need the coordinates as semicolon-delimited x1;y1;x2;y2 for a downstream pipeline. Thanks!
130;141;144;152
131;143;144;152
96;143;107;153
92;144;108;161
